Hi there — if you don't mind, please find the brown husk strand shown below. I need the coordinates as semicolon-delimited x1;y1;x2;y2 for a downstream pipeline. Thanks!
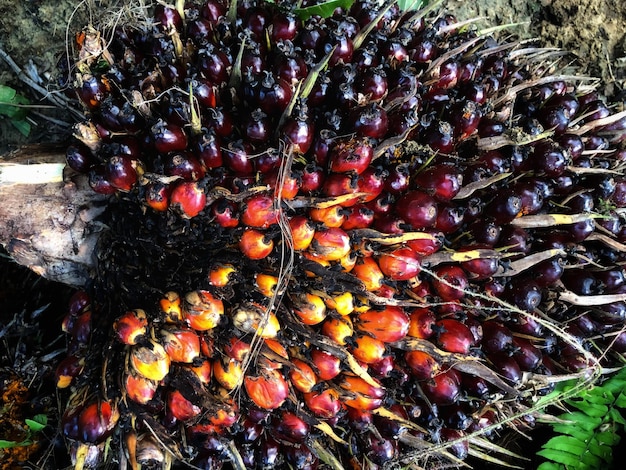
56;0;626;469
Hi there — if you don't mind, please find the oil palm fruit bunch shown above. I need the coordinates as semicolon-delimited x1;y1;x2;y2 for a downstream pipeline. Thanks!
57;0;626;468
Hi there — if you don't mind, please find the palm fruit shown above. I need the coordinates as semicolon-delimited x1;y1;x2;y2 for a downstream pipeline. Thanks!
56;0;626;468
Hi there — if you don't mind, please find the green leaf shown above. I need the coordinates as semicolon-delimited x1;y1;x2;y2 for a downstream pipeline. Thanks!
551;423;591;442
542;435;589;456
294;0;355;20
595;430;621;446
25;414;47;432
537;462;565;470
0;84;29;120
567;400;609;418
587;437;614;462
10;119;31;137
536;448;584;468
396;0;424;12
608;407;626;426
615;393;626;408
559;412;603;432
0;439;31;449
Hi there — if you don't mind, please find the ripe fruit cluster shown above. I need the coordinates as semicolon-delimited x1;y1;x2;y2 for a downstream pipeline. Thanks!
58;0;626;468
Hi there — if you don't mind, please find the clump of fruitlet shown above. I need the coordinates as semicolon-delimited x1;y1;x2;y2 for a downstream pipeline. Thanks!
58;0;626;468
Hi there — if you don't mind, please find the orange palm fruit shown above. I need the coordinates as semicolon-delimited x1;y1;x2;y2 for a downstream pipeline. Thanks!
351;335;387;364
241;193;279;228
338;375;385;411
309;205;347;228
239;228;274;259
405;350;440;380
288;215;316;251
224;337;251;362
160;327;201;363
377;246;421;281
264;338;289;358
183;290;224;331
289;358;317;393
208;401;239;429
292;292;327;325
185;358;212;385
310;349;341;381
407;307;437;339
244;369;289;410
213;357;243;391
324;291;354;316
208;264;237;287
356;306;410;343
167;389;202;421
321;315;354;345
113;309;148;345
353;256;384;291
303;386;342;418
231;302;280;338
160;291;183;323
339;251;357;272
124;372;158;404
308;227;351;261
130;340;170;381
254;273;279;297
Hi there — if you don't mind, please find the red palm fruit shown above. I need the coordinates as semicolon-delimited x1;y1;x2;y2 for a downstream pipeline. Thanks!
168;389;202;422
405;350;440;380
422;370;462;405
512;337;543;371
160;327;201;363
321;315;354;345
356;167;386;203
224;337;251;362
346;406;374;431
325;292;354;316
130;340;171;381
254;273;279;297
352;334;387;364
328;137;373;174
300;164;325;195
407;231;444;255
310;349;342;381
183;290;224;331
78;400;120;444
71;310;92;345
481;321;513;354
339;374;385;402
488;353;523;384
145;182;171;212
271;412;310;443
322;173;361;207
413;164;463;201
366;431;398;465
289;358;318;393
186;358;212;385
264;169;301;200
395;190;438;229
55;355;85;389
377;246;421;281
462;373;491;399
245;369;289;410
170;181;206;218
213;357;243;391
312;205;349;228
304;386;342;418
113;308;148;345
199;334;214;357
431;265;469;301
289;215;316;251
356;306;410;343
124;372;158;404
353;256;384;291
241;194;279;228
369;354;395;378
160;291;183;323
441;428;469;459
293;292;327;325
461;251;500;280
284;444;318;470
240;229;274;260
342;204;375;229
68;290;91;316
208;264;237;288
212;200;240;228
436;319;474;354
309;227;351;262
407;308;436;339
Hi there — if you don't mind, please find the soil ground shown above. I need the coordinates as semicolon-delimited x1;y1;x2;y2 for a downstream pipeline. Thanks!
1;0;626;468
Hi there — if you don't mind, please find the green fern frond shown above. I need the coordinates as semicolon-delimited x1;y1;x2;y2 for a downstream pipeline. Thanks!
536;367;626;470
